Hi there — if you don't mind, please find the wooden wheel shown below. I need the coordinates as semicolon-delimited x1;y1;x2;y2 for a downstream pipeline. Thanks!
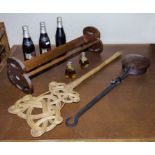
7;57;33;93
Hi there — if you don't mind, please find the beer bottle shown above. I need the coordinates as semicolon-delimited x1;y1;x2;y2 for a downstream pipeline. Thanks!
39;22;51;54
55;17;66;47
22;25;36;60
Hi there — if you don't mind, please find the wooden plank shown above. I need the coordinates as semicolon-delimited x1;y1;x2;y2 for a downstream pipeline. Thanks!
0;29;5;39
0;22;10;72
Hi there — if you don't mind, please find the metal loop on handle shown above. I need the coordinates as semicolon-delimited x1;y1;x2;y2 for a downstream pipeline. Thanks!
66;117;79;127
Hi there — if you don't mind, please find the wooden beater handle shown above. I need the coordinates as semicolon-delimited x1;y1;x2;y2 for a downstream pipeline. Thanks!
69;51;122;89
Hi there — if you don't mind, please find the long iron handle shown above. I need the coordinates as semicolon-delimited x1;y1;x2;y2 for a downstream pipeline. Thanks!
66;67;130;127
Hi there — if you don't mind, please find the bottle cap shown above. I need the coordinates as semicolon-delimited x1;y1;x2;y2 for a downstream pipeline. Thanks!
40;22;47;33
22;25;30;38
22;25;29;31
81;52;86;57
57;17;63;28
40;22;46;27
57;17;62;22
67;61;72;66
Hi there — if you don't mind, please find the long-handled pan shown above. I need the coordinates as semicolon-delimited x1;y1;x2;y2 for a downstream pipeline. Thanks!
66;54;150;127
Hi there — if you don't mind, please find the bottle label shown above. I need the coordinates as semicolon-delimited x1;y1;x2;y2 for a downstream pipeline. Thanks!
81;56;88;63
41;48;48;53
45;41;50;45
25;53;33;60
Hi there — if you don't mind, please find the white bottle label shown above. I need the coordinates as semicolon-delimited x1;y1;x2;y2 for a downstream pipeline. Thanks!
42;49;48;53
25;53;33;60
45;41;50;45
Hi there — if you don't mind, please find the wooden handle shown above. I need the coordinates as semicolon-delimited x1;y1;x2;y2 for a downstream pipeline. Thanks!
69;51;122;89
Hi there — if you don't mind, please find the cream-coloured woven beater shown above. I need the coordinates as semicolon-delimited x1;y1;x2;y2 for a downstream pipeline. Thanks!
8;51;121;137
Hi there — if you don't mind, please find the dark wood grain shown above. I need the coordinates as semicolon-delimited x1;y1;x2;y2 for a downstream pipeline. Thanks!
0;29;5;39
0;44;155;141
0;22;10;72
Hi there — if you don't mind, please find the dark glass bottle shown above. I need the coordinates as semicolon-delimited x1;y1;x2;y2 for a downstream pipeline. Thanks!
39;22;51;54
55;17;66;47
22;25;36;60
